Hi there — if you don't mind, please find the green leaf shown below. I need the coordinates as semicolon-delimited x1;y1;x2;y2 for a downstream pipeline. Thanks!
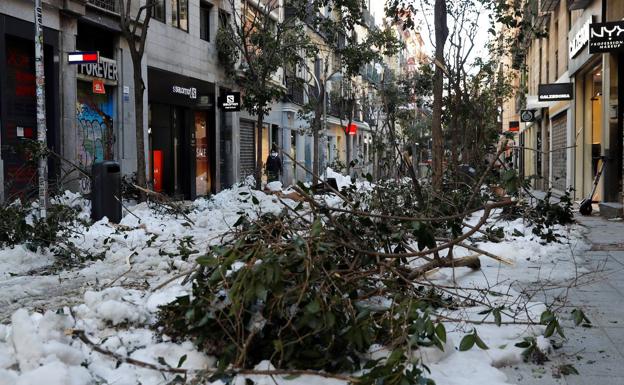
177;354;187;368
305;299;321;314
251;196;260;205
196;255;218;266
474;333;489;350
310;218;322;237
157;356;168;366
459;334;476;351
493;308;502;327
540;310;555;324
435;323;446;343
544;320;556;338
558;364;579;375
386;348;404;366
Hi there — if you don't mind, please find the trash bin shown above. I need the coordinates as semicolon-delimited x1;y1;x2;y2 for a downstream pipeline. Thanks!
91;161;122;223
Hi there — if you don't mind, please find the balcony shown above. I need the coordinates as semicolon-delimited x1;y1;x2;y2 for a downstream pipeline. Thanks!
568;0;592;10
87;0;117;13
540;0;559;13
285;76;305;105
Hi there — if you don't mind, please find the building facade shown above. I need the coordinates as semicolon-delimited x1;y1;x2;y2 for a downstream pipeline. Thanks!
0;0;392;203
502;0;624;217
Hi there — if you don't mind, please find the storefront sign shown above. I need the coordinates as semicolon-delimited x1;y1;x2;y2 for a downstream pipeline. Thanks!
219;92;241;111
538;83;573;102
346;123;357;135
68;51;99;64
77;57;118;83
589;21;624;53
520;109;536;122
569;18;591;59
172;85;197;99
92;79;105;94
508;121;520;132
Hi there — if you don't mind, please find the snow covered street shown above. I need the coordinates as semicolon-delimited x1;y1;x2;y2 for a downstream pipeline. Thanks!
0;180;602;385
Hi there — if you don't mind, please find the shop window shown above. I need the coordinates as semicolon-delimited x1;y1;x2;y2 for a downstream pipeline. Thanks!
153;0;165;22
200;1;213;41
172;0;189;31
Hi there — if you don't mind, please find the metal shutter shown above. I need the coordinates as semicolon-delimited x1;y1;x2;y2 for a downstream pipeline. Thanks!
551;114;567;192
239;119;256;179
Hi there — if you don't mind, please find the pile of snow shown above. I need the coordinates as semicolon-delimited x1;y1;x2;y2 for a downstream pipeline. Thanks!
0;180;590;385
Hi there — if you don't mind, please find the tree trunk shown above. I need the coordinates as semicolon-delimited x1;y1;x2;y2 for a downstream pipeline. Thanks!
431;0;448;190
312;84;324;185
255;113;265;190
132;57;147;200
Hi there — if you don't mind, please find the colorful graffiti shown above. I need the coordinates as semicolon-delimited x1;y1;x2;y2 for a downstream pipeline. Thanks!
76;81;114;191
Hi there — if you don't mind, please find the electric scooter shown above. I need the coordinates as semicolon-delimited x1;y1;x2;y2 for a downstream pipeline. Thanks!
579;156;606;216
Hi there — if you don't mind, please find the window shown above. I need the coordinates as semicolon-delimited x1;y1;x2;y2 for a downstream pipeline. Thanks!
200;1;212;41
172;0;188;31
153;0;165;22
219;9;230;29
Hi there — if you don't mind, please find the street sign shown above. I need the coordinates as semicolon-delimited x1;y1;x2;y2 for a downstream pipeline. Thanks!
589;21;624;54
68;51;99;64
520;109;537;122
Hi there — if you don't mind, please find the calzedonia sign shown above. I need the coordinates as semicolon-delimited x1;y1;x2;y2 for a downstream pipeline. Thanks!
589;21;624;54
538;83;573;102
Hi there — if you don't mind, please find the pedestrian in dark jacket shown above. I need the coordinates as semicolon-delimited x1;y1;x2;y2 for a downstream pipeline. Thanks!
265;147;282;182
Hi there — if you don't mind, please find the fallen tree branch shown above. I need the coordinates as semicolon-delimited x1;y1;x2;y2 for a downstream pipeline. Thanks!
69;329;356;382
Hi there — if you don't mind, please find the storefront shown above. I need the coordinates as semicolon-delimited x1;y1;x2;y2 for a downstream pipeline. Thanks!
568;7;603;200
592;3;624;207
75;56;118;191
0;14;59;201
147;67;215;199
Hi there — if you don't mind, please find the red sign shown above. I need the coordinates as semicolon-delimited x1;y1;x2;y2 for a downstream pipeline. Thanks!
508;121;520;132
153;150;163;192
93;79;105;94
346;123;357;135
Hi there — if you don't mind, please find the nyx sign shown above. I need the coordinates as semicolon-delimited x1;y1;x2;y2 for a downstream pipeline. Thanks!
589;21;624;54
219;92;241;111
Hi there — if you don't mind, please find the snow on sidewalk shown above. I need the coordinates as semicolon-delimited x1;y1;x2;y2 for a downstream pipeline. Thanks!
0;178;590;385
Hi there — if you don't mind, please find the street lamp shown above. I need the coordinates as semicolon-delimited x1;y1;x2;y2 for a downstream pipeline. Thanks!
309;70;343;179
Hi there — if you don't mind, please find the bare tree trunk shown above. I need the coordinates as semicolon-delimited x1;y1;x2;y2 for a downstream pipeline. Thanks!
312;84;324;185
431;0;448;190
132;58;147;193
255;113;265;190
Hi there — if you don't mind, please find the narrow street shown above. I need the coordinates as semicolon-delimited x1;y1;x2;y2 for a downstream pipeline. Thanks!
503;215;624;385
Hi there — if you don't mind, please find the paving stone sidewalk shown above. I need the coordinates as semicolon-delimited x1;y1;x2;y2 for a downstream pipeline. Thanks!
502;214;624;385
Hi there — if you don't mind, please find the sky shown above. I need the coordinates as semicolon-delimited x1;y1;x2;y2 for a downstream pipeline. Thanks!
369;0;492;65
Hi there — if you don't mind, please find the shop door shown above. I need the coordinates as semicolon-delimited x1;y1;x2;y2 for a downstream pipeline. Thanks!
150;104;173;195
195;111;211;196
240;119;256;179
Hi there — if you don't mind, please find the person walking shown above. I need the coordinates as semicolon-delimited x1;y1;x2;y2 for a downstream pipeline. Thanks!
265;146;282;183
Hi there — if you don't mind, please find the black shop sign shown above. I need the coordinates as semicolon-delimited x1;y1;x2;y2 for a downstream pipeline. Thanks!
538;83;573;102
589;21;624;54
218;92;241;111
